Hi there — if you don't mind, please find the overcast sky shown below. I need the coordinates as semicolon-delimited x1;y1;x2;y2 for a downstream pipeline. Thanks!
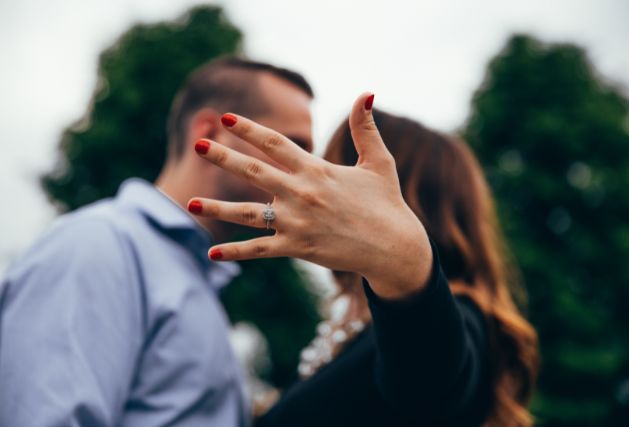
1;0;628;274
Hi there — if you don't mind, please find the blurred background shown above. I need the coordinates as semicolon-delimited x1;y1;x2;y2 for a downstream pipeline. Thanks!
1;0;628;425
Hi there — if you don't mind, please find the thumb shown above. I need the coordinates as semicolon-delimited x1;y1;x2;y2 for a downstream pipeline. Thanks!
349;93;391;168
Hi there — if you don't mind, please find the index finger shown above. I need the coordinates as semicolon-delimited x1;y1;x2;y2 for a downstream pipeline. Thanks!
220;113;312;172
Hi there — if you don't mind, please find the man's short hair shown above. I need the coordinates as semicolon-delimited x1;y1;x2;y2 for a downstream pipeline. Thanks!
167;56;314;158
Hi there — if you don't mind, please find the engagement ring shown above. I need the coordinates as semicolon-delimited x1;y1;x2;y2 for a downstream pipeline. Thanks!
262;202;276;230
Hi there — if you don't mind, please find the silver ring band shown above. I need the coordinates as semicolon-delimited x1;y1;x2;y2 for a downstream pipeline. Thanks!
262;202;276;230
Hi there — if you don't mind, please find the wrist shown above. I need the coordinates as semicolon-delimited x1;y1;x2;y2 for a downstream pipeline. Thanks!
362;225;433;300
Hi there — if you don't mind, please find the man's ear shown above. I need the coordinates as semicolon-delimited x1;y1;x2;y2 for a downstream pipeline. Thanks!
188;108;220;142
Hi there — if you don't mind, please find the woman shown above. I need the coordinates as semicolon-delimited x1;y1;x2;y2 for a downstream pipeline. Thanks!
188;93;538;426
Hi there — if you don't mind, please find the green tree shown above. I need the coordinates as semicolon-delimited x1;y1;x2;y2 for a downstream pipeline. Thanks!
464;35;629;426
41;5;320;388
43;6;242;208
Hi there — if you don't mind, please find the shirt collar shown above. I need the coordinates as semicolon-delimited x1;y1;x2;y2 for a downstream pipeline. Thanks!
117;178;199;231
116;178;241;291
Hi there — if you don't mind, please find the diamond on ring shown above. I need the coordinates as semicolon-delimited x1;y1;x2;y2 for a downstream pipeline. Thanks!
262;202;276;230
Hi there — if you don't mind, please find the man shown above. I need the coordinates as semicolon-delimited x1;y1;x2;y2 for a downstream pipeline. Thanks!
0;57;314;426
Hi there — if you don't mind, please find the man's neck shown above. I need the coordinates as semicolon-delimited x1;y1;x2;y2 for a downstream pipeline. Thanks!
155;164;228;243
155;166;189;210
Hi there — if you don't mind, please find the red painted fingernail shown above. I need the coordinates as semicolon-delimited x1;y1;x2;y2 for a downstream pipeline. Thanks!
221;113;237;127
195;139;210;155
188;200;203;214
364;94;375;111
209;248;223;261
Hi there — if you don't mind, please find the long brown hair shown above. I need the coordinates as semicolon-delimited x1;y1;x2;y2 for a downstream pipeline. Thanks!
324;109;539;427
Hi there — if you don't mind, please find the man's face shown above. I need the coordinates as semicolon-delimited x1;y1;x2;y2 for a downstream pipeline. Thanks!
213;72;313;235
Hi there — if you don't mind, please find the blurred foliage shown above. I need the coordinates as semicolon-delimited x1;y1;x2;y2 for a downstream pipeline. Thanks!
464;35;629;426
43;6;241;208
40;5;320;389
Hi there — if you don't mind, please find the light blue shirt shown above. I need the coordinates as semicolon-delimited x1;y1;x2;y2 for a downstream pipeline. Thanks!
0;179;250;427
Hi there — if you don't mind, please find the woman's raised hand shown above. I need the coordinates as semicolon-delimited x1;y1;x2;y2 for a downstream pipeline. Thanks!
190;93;433;299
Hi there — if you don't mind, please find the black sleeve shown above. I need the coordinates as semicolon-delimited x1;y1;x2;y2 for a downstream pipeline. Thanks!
363;239;491;424
255;241;491;427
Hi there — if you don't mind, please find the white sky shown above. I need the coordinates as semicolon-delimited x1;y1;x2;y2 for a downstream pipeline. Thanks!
1;0;628;274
